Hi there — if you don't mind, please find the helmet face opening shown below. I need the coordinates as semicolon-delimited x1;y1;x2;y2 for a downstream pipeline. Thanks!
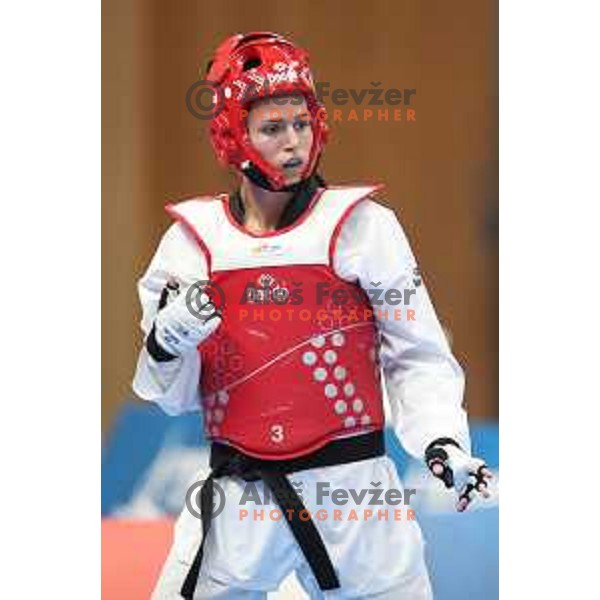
205;32;329;191
242;57;262;71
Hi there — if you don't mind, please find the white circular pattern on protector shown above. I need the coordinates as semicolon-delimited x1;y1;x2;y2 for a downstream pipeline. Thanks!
212;408;224;423
216;390;229;406
323;350;337;365
313;367;328;382
344;383;355;397
331;332;346;347
344;416;356;428
311;335;326;349
324;384;338;398
360;415;371;426
302;351;318;366
334;400;347;414
352;398;364;413
210;425;220;436
333;366;347;381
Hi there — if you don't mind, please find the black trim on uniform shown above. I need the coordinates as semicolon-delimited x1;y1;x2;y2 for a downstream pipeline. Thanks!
180;430;385;599
145;325;178;362
230;173;326;230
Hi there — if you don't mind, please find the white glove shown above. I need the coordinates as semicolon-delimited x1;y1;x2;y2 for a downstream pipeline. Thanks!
153;282;222;357
425;439;493;512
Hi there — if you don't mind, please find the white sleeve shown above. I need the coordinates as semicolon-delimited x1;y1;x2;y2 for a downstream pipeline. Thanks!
131;222;207;416
333;200;471;458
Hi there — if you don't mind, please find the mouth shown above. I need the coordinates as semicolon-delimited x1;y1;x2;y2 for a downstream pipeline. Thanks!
282;157;303;169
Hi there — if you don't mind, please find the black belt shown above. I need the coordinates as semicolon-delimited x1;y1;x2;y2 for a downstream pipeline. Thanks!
180;430;385;599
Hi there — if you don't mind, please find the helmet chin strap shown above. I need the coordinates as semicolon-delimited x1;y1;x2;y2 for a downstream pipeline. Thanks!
241;161;308;193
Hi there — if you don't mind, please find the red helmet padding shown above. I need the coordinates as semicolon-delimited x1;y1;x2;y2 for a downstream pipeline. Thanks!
206;32;329;190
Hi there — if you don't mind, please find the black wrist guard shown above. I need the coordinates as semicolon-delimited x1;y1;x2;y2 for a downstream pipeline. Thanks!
146;324;178;362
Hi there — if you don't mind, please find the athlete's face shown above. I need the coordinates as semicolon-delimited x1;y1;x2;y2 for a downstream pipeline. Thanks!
246;95;314;185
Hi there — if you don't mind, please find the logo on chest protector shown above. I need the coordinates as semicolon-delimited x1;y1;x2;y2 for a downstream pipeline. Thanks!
250;242;285;257
241;272;303;305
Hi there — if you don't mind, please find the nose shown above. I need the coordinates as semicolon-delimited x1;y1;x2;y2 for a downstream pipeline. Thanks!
283;124;299;150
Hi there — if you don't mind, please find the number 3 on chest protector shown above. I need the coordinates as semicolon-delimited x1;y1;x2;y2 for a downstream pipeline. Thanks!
270;424;285;443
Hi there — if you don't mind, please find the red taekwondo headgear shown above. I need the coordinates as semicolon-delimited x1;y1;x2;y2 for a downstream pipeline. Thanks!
204;32;329;191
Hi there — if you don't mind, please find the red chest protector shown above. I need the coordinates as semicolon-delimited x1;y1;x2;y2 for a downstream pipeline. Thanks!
167;185;385;459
